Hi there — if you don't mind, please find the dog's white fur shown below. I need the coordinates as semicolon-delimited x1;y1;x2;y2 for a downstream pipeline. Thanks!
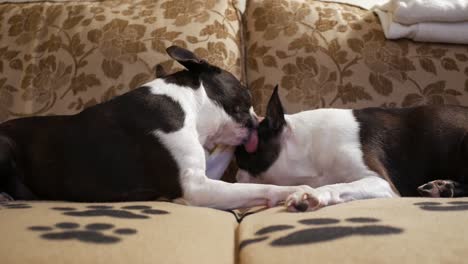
235;109;398;211
147;78;312;210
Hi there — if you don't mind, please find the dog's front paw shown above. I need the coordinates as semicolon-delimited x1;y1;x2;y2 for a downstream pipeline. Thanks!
285;186;322;212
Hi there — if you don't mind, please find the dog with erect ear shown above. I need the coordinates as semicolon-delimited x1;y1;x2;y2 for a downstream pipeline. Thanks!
0;46;314;209
235;85;468;212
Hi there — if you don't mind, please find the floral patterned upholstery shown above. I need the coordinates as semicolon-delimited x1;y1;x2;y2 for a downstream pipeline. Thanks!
245;0;468;115
0;0;243;121
1;0;467;119
1;1;468;263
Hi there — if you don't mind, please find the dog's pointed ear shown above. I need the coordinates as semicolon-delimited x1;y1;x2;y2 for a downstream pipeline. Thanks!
166;45;206;72
155;64;167;78
266;85;286;130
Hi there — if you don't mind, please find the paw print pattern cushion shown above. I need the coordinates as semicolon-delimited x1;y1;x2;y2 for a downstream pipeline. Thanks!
0;0;243;122
245;0;468;115
0;201;237;264
237;198;468;264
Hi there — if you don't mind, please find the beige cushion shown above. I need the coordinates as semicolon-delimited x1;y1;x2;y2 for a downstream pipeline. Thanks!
2;198;468;263
238;197;468;264
0;201;237;264
245;0;468;115
0;0;243;121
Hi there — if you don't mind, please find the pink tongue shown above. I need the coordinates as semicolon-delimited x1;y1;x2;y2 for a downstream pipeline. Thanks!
244;130;258;153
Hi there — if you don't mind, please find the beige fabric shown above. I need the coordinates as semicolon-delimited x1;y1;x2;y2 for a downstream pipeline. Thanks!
2;199;468;264
238;198;468;264
1;1;468;263
233;0;247;13
319;0;388;9
0;0;99;3
245;0;468;115
0;201;237;264
0;0;243;122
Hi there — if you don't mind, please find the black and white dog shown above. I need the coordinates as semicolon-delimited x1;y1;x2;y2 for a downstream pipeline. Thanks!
0;46;313;209
235;86;468;211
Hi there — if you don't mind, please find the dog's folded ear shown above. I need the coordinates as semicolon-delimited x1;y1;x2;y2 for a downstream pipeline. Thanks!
266;85;286;130
166;45;207;72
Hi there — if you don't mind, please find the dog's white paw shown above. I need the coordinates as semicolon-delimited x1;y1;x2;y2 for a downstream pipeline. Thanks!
285;187;322;212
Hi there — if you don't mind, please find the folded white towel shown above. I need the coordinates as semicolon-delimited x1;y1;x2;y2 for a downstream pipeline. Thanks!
318;0;468;44
375;8;468;44
379;0;468;24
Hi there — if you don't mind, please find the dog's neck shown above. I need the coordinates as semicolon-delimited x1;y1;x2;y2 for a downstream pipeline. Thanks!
278;115;307;161
149;78;233;150
195;83;230;150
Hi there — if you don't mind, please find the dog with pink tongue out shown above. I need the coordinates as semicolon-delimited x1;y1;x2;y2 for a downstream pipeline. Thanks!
0;46;313;210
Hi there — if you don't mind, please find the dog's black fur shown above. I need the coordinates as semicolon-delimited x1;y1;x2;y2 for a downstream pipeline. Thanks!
0;46;254;202
353;106;468;197
235;86;468;198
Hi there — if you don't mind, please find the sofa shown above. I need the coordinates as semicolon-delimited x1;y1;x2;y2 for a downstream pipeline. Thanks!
1;0;468;263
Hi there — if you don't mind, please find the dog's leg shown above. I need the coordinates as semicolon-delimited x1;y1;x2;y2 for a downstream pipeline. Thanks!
158;130;312;210
417;180;468;197
286;176;397;212
205;145;234;180
176;168;312;210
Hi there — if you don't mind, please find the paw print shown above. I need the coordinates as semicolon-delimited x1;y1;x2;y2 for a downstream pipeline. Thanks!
51;205;169;219
0;202;32;209
240;217;403;249
29;222;137;244
414;201;468;211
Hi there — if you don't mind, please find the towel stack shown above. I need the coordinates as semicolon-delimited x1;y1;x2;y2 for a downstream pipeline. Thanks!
374;0;468;44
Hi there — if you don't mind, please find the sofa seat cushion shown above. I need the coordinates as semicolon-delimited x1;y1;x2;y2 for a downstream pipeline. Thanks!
245;0;468;115
0;201;237;264
238;198;468;264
